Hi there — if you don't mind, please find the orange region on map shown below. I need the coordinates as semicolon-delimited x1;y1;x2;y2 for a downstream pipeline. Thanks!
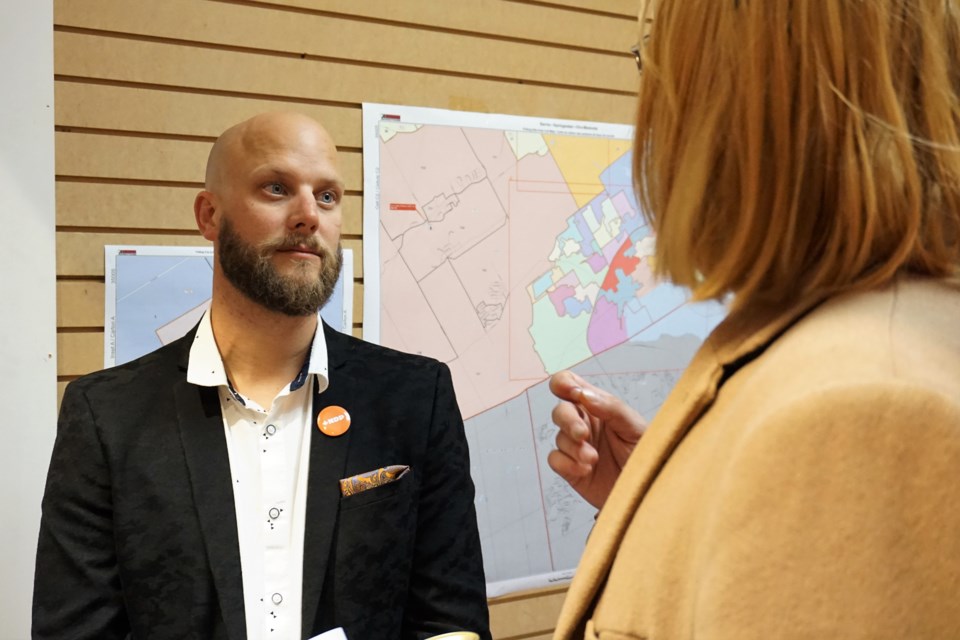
539;135;632;207
600;238;641;293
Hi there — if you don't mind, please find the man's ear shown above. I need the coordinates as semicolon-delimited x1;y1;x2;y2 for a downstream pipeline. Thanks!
194;191;219;242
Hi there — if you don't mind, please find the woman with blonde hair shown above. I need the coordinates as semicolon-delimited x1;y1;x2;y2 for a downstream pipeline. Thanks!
549;0;960;637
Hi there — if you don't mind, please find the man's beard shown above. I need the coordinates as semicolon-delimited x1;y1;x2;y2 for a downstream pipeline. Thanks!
217;217;343;317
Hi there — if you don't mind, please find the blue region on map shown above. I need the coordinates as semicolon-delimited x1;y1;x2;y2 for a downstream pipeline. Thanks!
600;269;642;315
600;151;635;199
115;255;214;365
531;271;554;299
572;212;598;257
563;296;592;318
625;285;725;341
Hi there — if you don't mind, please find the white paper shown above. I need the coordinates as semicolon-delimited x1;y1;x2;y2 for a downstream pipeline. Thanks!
308;627;348;640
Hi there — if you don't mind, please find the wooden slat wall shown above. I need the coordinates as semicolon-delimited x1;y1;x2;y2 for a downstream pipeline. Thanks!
53;1;638;636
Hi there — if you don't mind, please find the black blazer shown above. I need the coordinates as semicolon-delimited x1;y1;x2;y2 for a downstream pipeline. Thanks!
33;323;490;640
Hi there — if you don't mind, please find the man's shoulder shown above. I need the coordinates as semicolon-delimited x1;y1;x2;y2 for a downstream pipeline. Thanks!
326;326;445;371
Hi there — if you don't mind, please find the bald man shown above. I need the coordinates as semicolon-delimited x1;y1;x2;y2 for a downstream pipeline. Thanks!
33;113;490;640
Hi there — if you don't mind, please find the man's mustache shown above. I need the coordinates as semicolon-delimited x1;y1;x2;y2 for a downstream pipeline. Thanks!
263;235;331;257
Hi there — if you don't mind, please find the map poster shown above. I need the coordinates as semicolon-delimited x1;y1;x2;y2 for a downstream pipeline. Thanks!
104;245;354;368
362;104;726;596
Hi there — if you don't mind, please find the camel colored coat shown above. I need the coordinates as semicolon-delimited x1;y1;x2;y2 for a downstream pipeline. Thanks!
555;276;960;639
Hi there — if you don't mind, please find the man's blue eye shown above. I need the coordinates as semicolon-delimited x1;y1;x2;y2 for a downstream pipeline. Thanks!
319;192;336;204
267;183;284;195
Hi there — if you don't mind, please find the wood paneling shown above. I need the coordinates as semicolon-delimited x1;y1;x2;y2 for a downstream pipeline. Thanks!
56;181;363;235
240;0;633;51
527;0;637;17
55;80;362;146
54;31;636;124
489;586;568;638
53;0;636;633
55;131;364;190
57;331;103;378
55;0;634;93
56;281;104;327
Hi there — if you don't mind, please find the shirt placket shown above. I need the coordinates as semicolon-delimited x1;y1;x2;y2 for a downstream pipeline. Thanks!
260;402;293;638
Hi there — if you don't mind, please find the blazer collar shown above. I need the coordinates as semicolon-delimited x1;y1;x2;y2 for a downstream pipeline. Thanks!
300;322;355;637
554;292;829;637
173;322;354;640
174;323;361;640
174;343;247;640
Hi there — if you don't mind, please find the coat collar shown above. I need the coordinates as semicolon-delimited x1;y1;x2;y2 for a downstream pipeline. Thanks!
300;322;355;637
173;328;247;640
554;292;829;637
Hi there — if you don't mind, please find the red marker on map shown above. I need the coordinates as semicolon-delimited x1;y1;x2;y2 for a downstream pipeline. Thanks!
389;203;418;211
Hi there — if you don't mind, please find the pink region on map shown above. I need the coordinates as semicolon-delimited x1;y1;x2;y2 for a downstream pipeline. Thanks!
379;124;558;420
548;285;576;316
378;225;456;362
378;146;426;240
587;252;606;273
587;296;627;354
445;226;531;419
602;235;623;263
419;261;486;359
449;226;509;327
446;319;538;420
379;126;487;206
507;153;580;380
556;270;578;289
611;191;635;217
397;179;506;281
631;255;657;292
462;129;518;186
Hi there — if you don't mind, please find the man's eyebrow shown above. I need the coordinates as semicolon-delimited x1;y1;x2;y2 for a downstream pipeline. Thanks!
254;166;344;190
251;166;292;182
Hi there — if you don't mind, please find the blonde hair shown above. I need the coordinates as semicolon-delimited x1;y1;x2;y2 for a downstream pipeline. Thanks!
634;0;960;307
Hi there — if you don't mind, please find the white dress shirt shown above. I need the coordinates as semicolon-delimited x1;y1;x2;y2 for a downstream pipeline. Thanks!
187;310;330;640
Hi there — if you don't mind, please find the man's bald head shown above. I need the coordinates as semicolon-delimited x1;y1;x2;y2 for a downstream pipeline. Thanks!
204;112;340;193
195;111;346;317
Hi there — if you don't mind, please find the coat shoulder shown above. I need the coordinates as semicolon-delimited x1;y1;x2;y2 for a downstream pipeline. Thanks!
742;276;960;405
325;326;447;378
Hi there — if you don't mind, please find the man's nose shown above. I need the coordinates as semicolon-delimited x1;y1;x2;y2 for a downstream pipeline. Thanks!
288;190;320;231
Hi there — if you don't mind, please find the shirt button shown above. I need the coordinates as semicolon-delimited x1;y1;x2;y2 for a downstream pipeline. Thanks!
269;507;281;520
272;592;283;605
266;424;277;435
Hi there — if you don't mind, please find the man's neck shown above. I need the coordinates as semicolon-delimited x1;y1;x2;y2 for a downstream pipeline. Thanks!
209;285;318;408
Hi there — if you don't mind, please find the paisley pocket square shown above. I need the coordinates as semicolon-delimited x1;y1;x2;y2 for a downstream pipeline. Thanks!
339;465;410;497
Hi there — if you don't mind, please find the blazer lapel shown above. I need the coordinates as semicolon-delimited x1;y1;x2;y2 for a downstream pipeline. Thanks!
301;324;355;636
554;294;828;638
174;345;246;640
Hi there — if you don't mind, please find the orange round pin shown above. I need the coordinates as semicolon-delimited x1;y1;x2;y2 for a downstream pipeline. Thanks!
317;405;351;437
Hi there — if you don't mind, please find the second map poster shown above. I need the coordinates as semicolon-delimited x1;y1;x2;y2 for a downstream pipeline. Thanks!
362;104;724;595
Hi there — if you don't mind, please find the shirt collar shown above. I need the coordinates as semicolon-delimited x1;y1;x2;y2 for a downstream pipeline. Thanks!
186;308;330;395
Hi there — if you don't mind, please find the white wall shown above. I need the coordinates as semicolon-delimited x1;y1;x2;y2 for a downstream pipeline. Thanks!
0;0;58;636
